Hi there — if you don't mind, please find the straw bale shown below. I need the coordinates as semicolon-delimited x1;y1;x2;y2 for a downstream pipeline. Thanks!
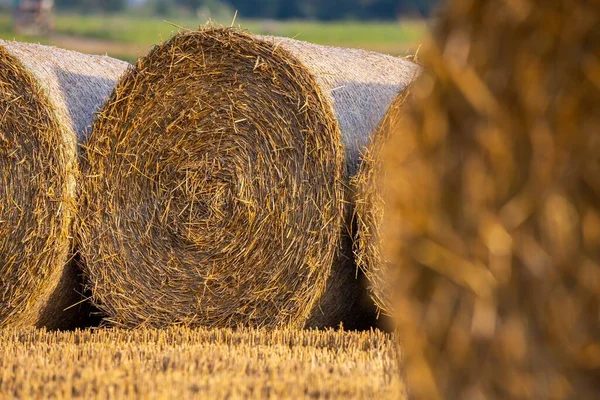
78;28;419;329
381;0;600;398
0;41;128;329
353;91;412;316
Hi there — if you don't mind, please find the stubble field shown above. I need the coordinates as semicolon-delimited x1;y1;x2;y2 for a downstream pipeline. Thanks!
0;327;404;399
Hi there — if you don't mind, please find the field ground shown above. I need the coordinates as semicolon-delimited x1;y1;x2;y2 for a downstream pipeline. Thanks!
0;327;404;399
0;13;427;62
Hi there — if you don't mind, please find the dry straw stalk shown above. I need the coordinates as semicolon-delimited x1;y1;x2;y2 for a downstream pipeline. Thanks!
382;0;600;398
0;41;128;329
78;27;420;329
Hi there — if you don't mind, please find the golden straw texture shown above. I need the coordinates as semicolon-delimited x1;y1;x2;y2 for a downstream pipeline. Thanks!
354;91;413;316
0;327;404;399
0;41;128;329
382;0;600;398
78;28;420;329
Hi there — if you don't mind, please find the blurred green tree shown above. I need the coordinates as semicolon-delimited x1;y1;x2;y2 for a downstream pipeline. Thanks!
55;0;126;13
225;0;440;20
175;0;204;13
104;0;126;12
153;0;170;16
54;0;440;19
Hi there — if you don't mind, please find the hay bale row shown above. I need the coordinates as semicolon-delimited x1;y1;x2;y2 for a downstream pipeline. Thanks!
0;41;128;329
375;0;600;398
77;28;420;329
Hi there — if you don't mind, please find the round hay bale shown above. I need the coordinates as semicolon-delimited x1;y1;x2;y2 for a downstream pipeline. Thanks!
354;91;413;317
78;28;420;329
382;0;600;398
0;41;128;329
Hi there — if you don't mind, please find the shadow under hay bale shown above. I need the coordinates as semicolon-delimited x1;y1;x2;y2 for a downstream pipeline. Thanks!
78;28;420;329
381;0;600;398
0;42;128;330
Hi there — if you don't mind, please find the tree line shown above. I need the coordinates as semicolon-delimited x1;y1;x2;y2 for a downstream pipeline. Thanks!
226;0;439;20
54;0;440;19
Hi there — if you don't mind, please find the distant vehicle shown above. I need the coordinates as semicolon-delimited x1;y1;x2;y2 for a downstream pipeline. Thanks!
14;0;54;35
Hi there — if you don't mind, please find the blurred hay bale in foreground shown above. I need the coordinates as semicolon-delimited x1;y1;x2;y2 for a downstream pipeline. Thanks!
78;28;419;329
0;42;127;329
382;0;600;398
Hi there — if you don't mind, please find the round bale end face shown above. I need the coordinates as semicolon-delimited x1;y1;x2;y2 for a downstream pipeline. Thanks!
354;92;412;317
0;46;74;329
80;28;419;330
0;42;128;330
79;29;345;329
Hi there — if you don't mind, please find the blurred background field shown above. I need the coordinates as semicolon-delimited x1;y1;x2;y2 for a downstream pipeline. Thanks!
0;0;430;62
